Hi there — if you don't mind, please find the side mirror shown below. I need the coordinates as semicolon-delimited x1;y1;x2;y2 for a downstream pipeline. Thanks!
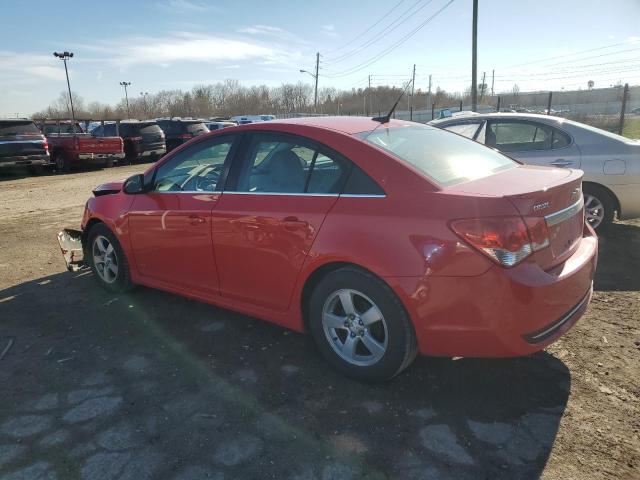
123;174;145;194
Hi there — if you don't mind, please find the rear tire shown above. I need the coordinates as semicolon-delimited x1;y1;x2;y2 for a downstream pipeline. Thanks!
53;152;70;173
86;223;134;293
105;158;114;168
583;184;615;231
308;267;418;382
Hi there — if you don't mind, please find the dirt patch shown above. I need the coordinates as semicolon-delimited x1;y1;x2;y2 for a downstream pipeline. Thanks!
0;166;638;479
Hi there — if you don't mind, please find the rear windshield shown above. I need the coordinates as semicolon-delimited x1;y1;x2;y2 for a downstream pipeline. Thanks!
0;121;41;136
357;124;516;187
131;123;162;135
185;122;209;135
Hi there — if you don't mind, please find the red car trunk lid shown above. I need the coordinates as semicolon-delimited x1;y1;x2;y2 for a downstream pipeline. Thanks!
448;165;585;270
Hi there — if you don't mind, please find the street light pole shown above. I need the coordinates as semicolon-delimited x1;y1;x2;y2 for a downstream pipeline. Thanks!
299;66;319;114
120;81;132;118
53;51;75;122
140;92;149;118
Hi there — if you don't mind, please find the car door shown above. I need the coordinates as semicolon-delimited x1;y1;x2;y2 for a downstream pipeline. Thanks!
212;131;349;311
485;119;581;168
127;134;238;296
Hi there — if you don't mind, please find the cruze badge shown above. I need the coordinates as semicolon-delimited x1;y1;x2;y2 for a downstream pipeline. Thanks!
533;201;550;212
571;187;581;202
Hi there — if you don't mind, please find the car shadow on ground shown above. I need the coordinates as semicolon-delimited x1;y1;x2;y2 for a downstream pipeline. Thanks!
594;221;640;292
0;270;570;479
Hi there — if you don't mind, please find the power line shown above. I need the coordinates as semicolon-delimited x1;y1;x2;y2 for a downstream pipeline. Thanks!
323;0;406;55
323;0;455;78
323;0;434;66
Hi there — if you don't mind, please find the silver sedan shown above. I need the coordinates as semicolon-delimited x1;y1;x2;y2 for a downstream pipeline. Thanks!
430;113;640;230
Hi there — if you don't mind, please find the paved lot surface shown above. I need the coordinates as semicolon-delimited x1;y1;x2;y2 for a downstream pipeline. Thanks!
0;166;638;479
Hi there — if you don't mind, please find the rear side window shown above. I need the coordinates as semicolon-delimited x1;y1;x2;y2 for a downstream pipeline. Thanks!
232;133;348;194
443;122;482;139
358;125;515;187
0;121;40;135
343;164;385;195
487;121;551;152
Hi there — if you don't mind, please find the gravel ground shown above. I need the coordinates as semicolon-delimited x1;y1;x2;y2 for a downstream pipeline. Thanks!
0;165;638;480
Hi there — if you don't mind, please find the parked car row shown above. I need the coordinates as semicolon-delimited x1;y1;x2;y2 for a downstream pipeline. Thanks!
0;114;276;174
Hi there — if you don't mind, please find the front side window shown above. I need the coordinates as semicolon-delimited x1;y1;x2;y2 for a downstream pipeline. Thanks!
358;125;515;187
233;133;348;194
153;137;234;192
487;121;552;152
443;122;482;139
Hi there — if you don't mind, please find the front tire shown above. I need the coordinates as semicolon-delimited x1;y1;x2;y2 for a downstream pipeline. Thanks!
87;223;134;293
53;152;70;173
308;267;417;382
583;184;615;231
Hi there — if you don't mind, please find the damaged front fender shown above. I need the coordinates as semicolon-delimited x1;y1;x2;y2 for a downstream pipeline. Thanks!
57;228;86;272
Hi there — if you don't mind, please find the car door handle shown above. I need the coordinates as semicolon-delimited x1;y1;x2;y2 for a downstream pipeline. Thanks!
283;216;308;230
188;214;205;225
550;159;572;167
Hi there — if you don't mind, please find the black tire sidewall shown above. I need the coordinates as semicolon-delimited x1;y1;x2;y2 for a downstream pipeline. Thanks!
308;268;416;382
584;184;615;231
86;223;132;293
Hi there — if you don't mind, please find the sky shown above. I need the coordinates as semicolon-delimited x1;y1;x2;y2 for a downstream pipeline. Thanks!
0;0;639;116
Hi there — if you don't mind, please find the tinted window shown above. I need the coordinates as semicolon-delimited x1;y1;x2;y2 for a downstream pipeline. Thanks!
233;133;348;194
358;125;515;187
185;122;209;135
551;129;571;149
0;121;40;136
487;121;552;152
443;122;482;139
343;164;385;195
153;137;234;192
138;123;162;135
42;123;82;135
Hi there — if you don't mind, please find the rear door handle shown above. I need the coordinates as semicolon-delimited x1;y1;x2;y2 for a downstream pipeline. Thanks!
283;216;308;230
188;214;205;225
550;159;572;167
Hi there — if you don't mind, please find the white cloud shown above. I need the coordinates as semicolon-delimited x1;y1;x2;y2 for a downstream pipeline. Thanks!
321;24;339;38
238;24;307;45
0;51;65;86
628;36;640;44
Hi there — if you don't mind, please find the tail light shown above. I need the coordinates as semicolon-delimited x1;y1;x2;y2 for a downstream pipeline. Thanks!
43;137;49;154
450;216;550;267
179;133;192;140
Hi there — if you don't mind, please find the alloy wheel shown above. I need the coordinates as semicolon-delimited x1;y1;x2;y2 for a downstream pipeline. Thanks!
92;235;119;284
584;194;605;229
322;289;389;367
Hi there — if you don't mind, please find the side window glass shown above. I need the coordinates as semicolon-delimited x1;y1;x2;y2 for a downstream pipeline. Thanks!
343;164;385;195
306;151;346;193
551;128;571;149
153;138;234;192
489;122;551;152
444;122;481;139
236;137;311;193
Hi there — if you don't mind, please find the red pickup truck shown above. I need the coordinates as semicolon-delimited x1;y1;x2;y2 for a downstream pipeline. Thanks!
40;121;124;172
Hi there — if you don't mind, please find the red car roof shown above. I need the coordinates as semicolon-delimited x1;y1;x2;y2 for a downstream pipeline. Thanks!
263;116;415;134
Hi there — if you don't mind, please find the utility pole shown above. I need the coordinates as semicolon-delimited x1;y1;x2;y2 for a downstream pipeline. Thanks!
427;74;432;110
480;71;486;102
471;0;478;112
368;75;372;116
618;83;629;135
314;52;319;113
120;81;131;118
491;69;495;97
410;64;416;116
53;51;75;122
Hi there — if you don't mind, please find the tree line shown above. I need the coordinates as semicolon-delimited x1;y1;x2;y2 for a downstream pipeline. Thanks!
31;79;480;120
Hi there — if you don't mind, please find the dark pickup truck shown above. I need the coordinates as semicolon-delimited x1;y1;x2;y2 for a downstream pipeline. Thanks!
41;121;124;171
0;119;50;172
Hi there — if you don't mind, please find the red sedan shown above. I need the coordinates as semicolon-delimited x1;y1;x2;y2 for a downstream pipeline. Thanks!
59;117;597;382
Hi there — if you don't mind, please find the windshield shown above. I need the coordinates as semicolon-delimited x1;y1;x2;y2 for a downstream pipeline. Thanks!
357;124;516;187
0;121;41;136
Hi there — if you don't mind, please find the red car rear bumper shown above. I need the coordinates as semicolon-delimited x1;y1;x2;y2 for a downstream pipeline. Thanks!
387;225;598;357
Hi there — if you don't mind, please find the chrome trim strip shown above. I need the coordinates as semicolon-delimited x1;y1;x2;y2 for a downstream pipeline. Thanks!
222;191;340;197
340;194;386;198
526;284;592;343
544;197;584;227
